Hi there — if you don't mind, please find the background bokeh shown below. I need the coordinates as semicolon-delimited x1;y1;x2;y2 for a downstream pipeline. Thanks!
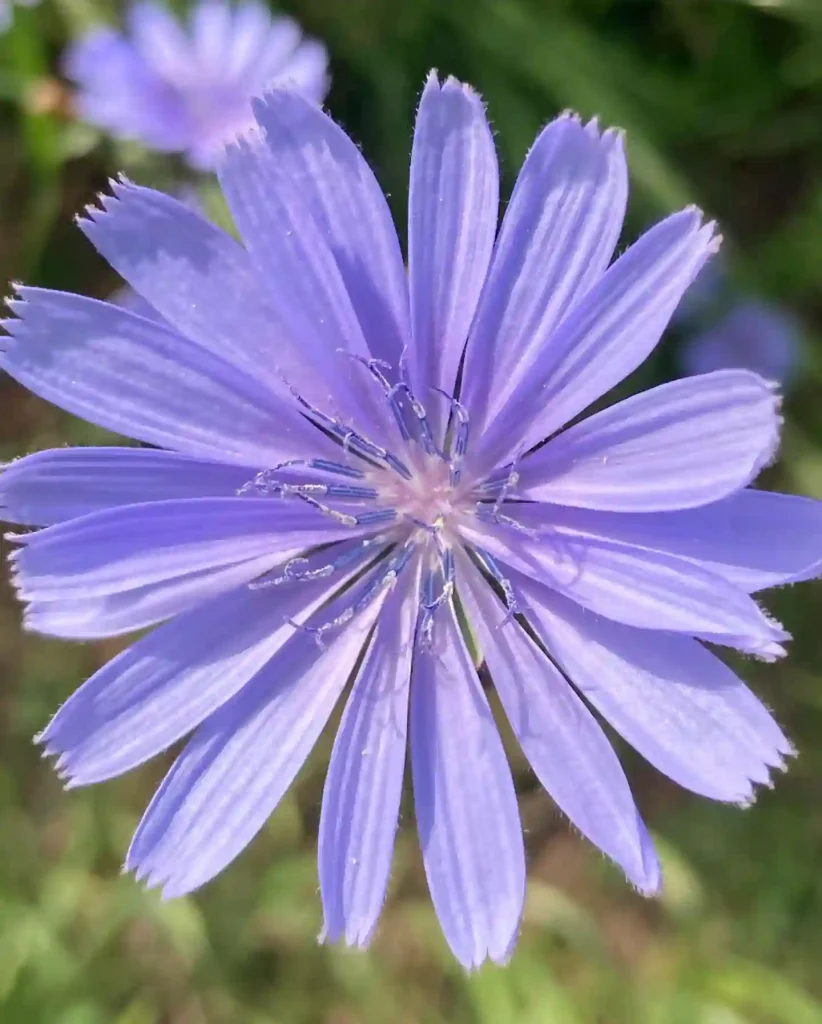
3;0;822;1021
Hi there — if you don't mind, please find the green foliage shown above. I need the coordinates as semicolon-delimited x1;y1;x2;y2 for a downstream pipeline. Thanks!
2;0;822;1020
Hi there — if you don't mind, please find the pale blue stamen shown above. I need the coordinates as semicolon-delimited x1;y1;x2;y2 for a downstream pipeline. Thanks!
432;388;470;485
282;375;413;480
250;537;386;590
474;548;519;625
290;540;414;647
418;540;456;648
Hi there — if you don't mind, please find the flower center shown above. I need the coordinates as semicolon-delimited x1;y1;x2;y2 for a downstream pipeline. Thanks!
377;451;461;530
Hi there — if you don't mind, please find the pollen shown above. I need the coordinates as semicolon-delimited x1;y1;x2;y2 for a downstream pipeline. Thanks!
376;452;463;529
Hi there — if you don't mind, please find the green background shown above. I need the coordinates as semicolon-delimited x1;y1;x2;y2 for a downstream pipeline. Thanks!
2;0;822;1021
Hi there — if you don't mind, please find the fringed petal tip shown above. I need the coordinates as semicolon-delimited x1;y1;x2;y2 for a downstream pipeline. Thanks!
4;531;29;556
733;758;792;808
215;118;264;170
672;205;721;249
2;283;25;326
318;917;378;952
440;73;486;105
584;118;626;151
124;858;185;901
77;176;138;228
33;733;80;788
248;85;313;123
456;934;520;973
630;825;663;897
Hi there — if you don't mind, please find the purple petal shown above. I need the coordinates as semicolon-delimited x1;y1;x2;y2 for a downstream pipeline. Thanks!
128;1;192;82
474;210;719;473
225;2;291;80
22;554;291;639
125;581;389;897
459;518;786;649
39;540;374;786
508;490;822;593
78;182;328;406
111;282;168;324
249;90;409;369
516;576;793;803
0;447;249;526
516;370;780;511
461;115;627;432
218;97;403;444
457;551;660;893
319;565;418;947
411;598;524;969
189;0;232;70
273;39;329;104
407;72;498;439
11;497;360;603
1;289;332;466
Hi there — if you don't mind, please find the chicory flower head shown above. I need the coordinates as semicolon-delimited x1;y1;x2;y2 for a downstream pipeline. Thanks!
677;263;800;384
63;0;328;168
4;74;822;969
681;298;801;384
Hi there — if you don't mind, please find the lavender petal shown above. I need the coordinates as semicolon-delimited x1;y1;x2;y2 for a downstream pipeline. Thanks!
411;598;525;969
517;370;780;511
407;72;498;438
319;565;419;947
1;288;335;466
458;550;660;893
517;576;793;804
125;584;388;898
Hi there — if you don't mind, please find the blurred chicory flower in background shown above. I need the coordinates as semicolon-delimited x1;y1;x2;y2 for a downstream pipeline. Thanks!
3;73;822;969
676;263;801;384
63;0;328;168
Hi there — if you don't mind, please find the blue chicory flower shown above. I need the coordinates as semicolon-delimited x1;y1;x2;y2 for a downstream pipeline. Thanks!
675;262;800;384
681;298;801;385
63;0;328;168
3;74;822;969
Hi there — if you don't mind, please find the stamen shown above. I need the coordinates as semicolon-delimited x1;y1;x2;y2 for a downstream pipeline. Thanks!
493;472;519;518
250;536;388;590
250;556;334;588
296;493;358;526
473;504;537;538
418;540;456;649
352;508;398;526
282;373;412;480
238;460;367;497
343;352;411;442
476;447;525;503
474;548;519;626
390;383;442;458
291;541;415;647
311;459;367;478
278;483;378;501
432;388;470;485
344;352;445;460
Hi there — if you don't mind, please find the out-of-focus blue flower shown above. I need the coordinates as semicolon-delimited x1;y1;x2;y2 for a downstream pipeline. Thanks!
63;0;328;168
681;299;801;384
4;74;821;969
676;263;800;384
670;258;724;327
0;0;39;33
